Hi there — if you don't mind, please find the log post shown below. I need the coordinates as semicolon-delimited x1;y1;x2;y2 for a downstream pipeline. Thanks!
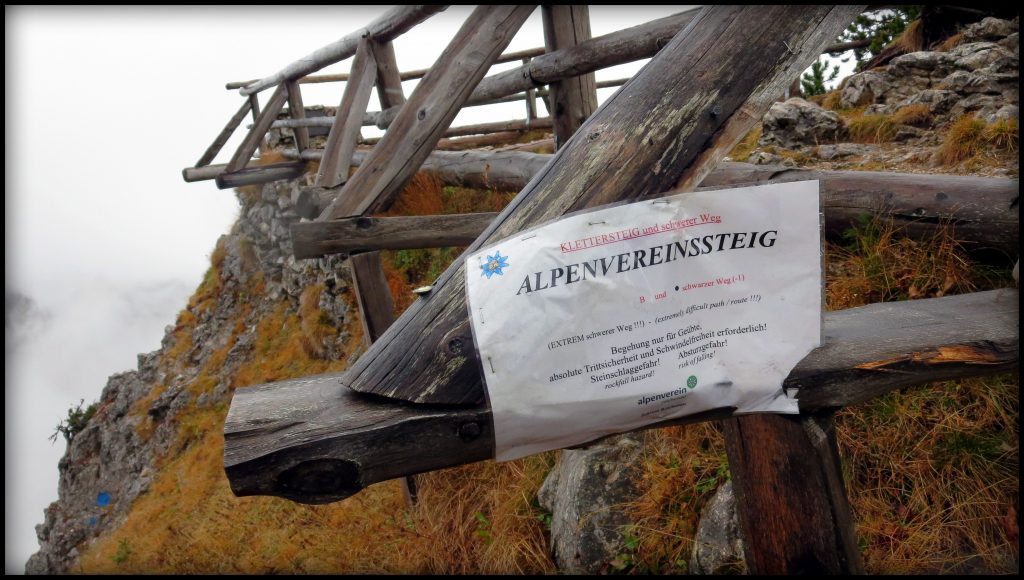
371;40;407;110
722;412;864;574
523;57;538;121
541;5;598;148
316;38;378;189
319;5;537;220
248;94;267;154
285;80;310;153
226;83;289;173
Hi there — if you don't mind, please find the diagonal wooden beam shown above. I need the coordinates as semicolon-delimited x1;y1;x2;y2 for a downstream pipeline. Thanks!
318;5;537;221
541;5;598;148
195;98;252;168
316;38;378;189
337;5;865;406
371;40;406;110
225;83;289;173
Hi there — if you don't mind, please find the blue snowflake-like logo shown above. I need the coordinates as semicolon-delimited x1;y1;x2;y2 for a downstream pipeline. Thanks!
480;251;509;279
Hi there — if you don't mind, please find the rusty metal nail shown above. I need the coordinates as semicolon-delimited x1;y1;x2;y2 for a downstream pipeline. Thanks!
448;338;464;355
459;422;482;441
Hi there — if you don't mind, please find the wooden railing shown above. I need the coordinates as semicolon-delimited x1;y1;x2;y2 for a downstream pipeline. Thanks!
182;5;1019;575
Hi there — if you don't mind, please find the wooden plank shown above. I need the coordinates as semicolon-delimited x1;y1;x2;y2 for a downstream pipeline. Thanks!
435;131;533;150
224;288;1019;502
319;5;536;221
195;98;252;167
371;40;406;110
723;412;863;574
226;83;289;173
292;213;497;258
239;6;447;96
542;5;598;148
316;38;378;189
285;80;310;153
248;94;266;154
338;5;865;405
214;161;305;189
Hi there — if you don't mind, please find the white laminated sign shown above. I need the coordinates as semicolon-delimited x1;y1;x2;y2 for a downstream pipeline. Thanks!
465;181;822;461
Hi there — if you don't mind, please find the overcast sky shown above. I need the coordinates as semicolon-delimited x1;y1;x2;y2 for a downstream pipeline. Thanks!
4;6;712;572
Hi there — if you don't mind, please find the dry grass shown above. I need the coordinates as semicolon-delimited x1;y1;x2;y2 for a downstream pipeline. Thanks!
893;103;932;127
847;113;899;143
254;149;289;166
728;125;762;162
937;115;1019;167
822;89;843;111
935;32;965;52
891;19;926;54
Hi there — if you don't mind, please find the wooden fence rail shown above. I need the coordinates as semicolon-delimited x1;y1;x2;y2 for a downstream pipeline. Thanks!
225;288;1019;503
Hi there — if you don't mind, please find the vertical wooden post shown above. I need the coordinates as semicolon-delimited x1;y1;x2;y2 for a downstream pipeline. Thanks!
248;94;268;155
541;5;598;148
226;84;289;172
371;40;407;110
722;412;864;574
348;251;417;506
286;80;310;153
523;57;538;121
316;38;379;189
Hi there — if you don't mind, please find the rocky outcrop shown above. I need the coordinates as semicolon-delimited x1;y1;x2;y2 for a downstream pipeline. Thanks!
537;436;644;574
839;18;1018;123
759;98;844;149
27;178;356;574
689;481;745;575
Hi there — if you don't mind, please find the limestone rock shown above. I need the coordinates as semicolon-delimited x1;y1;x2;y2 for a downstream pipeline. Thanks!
537;436;643;574
759;98;843;149
690;480;746;575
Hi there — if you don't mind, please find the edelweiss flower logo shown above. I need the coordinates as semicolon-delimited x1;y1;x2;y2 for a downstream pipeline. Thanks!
480;251;509;279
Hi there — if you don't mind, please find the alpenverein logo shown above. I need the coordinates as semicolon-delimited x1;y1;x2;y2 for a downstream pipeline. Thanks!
481;251;509;279
687;375;698;389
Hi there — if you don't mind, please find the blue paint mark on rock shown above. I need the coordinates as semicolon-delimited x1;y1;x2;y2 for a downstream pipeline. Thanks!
97;491;111;507
88;516;98;527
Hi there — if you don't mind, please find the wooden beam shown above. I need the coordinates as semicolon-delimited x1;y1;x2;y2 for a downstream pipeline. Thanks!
195;98;252;167
225;46;548;90
523;58;537;121
316;38;378;189
226;83;289;173
467;9;698;106
214;161;305;189
238;6;447;96
542;5;598;148
224;288;1019;503
291;213;497;258
723;412;863;574
319;5;537;221
285;80;310;153
361;117;552;144
338;5;866;405
371;40;406;110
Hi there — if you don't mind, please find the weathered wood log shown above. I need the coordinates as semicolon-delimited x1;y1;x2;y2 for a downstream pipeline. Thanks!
723;412;863;574
285;80;310;152
292;213;497;258
238;6;447;96
361;117;552;145
523;57;538;121
224;288;1019;503
467;9;699;106
225;46;547;90
226;83;289;172
346;251;419;505
319;5;537;221
371;40;406;111
195;98;252;168
317;38;377;189
339;5;866;405
542;5;598;148
435;131;533;150
214;161;306;189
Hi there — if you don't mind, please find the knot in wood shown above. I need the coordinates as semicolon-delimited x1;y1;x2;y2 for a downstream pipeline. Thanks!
447;337;465;355
710;104;722;118
417;108;427;121
458;422;482;441
355;217;373;229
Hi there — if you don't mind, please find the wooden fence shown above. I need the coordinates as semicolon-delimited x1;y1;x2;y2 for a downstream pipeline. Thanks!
182;5;1019;574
